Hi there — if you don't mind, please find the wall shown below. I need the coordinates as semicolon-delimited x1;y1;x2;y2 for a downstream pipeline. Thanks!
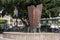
3;32;60;40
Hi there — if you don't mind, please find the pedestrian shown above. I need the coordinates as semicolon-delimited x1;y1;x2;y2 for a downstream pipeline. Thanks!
13;6;18;18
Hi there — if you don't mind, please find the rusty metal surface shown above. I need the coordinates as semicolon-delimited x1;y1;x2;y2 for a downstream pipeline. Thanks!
28;4;43;30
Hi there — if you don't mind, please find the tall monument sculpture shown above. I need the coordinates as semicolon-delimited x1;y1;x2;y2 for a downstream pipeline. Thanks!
28;4;43;32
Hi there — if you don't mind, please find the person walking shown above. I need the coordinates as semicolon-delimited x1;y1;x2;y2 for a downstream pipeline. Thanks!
13;6;18;18
13;6;18;26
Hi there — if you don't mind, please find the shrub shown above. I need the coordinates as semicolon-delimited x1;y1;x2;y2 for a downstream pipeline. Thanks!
0;19;7;24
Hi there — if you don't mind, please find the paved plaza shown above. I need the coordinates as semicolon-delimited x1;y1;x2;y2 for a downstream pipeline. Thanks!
0;34;14;40
2;32;60;40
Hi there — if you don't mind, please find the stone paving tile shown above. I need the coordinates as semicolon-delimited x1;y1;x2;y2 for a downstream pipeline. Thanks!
0;34;14;40
3;32;60;40
0;37;14;40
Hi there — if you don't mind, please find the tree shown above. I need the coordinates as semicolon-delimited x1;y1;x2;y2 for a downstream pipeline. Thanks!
0;0;60;18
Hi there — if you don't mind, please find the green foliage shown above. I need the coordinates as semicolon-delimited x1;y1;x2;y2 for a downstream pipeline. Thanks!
0;0;60;18
0;19;7;24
